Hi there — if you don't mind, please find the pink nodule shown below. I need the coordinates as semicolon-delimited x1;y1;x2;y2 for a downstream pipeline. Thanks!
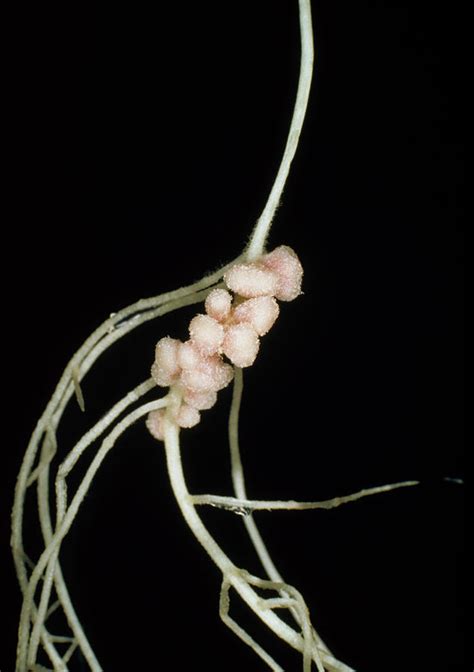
151;337;182;387
189;314;225;356
205;288;233;322
260;245;303;301
180;353;234;393
183;388;218;411
222;323;260;368
177;404;201;428
224;263;279;298
233;295;280;336
146;409;166;441
177;341;202;371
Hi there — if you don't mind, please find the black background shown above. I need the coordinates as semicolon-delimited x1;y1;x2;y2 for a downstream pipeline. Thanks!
2;1;466;670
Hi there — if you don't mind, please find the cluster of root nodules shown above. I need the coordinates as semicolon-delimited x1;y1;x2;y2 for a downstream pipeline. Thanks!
146;245;303;439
